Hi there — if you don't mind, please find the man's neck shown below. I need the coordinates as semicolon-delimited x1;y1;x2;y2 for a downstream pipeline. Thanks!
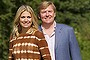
42;22;55;36
42;22;54;29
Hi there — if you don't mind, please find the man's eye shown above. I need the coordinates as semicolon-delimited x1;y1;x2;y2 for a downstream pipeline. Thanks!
48;11;51;12
27;16;31;18
21;16;25;18
41;11;46;13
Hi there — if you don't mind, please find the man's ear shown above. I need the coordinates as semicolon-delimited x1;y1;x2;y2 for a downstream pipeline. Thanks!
54;12;56;17
38;15;40;19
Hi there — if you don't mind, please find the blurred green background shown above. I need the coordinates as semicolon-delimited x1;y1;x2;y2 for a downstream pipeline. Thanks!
0;0;90;60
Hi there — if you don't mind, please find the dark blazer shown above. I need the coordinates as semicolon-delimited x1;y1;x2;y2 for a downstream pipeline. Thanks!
39;23;82;60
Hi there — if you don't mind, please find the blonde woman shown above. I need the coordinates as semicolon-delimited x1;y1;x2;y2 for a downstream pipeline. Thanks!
8;5;51;60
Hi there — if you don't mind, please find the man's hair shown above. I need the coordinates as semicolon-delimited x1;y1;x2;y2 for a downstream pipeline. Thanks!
38;1;56;13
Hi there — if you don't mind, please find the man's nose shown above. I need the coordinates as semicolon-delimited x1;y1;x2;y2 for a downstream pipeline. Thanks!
46;11;49;16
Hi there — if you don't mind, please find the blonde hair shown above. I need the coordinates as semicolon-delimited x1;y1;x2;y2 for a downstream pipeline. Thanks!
38;1;56;14
11;5;38;38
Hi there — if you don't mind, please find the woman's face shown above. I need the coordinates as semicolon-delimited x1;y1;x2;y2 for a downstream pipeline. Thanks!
19;11;32;29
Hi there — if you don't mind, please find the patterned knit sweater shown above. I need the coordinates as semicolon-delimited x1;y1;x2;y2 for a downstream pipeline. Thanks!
8;30;51;60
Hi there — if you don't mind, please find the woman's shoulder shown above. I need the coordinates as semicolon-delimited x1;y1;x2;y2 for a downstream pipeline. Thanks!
34;30;44;39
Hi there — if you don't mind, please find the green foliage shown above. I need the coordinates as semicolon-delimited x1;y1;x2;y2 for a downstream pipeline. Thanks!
0;0;90;60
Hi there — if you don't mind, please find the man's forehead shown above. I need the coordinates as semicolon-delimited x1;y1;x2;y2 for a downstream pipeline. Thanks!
40;5;54;11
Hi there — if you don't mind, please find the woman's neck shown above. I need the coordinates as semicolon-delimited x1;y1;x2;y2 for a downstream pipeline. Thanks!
21;27;30;34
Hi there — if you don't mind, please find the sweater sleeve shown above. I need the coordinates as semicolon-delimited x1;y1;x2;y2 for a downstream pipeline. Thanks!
8;36;14;60
34;31;51;60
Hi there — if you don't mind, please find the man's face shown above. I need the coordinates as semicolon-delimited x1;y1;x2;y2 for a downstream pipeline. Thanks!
40;5;56;24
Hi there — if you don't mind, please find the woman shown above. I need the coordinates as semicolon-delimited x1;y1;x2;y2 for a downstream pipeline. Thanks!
8;5;51;60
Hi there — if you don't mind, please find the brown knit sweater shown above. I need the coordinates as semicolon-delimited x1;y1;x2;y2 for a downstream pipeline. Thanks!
8;30;51;60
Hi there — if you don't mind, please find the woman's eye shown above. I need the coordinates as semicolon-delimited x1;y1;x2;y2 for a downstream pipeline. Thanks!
27;16;31;18
21;16;25;18
20;16;31;18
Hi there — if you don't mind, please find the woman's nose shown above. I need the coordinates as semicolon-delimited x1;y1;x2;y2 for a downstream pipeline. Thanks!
24;17;28;21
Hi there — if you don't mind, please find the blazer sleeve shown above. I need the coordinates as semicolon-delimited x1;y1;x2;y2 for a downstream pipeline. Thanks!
69;27;82;60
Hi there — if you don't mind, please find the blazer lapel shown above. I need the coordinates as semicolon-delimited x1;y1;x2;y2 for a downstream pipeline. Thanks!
55;24;63;49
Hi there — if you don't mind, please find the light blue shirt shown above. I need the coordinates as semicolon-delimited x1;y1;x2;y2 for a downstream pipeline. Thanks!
41;21;56;60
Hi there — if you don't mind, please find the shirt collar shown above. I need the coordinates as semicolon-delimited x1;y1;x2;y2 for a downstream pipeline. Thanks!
41;21;56;35
41;21;56;29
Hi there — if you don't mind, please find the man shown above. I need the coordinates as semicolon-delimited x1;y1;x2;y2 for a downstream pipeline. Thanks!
38;1;82;60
